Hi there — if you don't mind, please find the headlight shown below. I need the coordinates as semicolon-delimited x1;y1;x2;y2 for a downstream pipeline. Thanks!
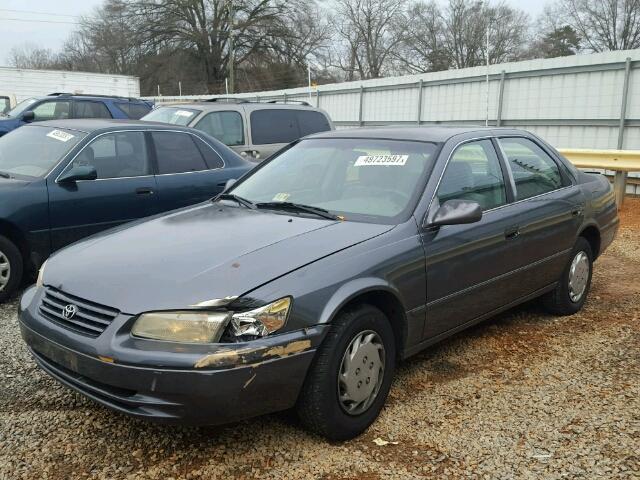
132;311;230;343
226;297;291;338
36;260;48;288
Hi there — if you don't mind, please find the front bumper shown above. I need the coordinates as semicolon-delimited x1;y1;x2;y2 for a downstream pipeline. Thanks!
19;286;328;425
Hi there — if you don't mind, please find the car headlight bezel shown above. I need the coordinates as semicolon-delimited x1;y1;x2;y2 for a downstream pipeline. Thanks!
225;297;292;340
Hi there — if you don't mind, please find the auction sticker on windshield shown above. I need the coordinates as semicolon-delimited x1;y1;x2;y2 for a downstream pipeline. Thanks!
354;155;408;166
176;110;194;117
46;130;75;142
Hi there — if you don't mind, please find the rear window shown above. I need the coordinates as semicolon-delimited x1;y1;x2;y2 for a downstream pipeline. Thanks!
151;132;209;174
117;102;152;119
250;109;331;145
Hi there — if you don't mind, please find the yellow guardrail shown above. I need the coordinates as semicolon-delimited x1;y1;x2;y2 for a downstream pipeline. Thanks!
559;148;640;172
558;148;640;207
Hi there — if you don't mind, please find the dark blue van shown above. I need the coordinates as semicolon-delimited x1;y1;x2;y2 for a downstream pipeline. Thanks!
0;119;252;301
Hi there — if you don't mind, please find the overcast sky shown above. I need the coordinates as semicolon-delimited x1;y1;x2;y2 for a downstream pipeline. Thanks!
0;0;549;66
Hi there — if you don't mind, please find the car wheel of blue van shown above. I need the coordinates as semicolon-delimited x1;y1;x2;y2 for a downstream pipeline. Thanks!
296;304;396;440
0;235;23;303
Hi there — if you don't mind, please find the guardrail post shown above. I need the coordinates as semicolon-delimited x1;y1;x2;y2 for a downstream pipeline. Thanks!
283;92;287;103
358;85;364;127
614;57;632;208
316;89;320;108
496;70;506;127
416;79;423;125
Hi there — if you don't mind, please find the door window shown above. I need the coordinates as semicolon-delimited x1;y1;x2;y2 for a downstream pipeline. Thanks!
438;140;507;211
195;111;244;146
250;110;299;144
498;137;563;200
32;101;71;121
74;101;112;119
193;136;224;169
116;102;152;119
0;97;10;115
70;132;150;179
151;132;209;174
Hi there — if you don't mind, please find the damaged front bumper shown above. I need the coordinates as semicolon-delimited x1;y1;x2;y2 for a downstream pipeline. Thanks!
18;286;328;425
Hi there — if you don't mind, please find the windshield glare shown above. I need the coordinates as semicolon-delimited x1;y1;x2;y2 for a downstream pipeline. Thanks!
7;98;38;118
230;138;438;222
141;107;199;126
0;126;86;178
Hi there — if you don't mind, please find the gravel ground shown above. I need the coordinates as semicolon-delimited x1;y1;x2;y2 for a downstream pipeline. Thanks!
1;199;639;480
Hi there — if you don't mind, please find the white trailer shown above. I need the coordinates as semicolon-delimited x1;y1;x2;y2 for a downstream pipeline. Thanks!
0;67;141;104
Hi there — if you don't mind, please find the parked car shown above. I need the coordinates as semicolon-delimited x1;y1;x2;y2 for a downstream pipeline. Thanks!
18;127;618;440
0;93;153;137
0;93;16;115
141;99;333;161
0;119;251;301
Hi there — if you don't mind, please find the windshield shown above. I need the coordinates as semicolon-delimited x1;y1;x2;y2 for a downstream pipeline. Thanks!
230;138;439;223
0;126;86;178
141;106;200;126
7;98;38;118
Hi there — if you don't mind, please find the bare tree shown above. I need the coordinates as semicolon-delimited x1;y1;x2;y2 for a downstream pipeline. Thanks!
553;0;640;51
333;0;408;80
8;43;59;70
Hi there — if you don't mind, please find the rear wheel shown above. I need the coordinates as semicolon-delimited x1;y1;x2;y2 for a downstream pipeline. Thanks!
296;304;396;440
0;235;23;303
542;237;593;315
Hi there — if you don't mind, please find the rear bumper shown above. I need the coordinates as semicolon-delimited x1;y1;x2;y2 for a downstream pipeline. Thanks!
19;287;327;425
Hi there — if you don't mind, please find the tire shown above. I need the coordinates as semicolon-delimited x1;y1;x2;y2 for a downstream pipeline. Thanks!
542;237;593;316
296;304;396;441
0;235;23;303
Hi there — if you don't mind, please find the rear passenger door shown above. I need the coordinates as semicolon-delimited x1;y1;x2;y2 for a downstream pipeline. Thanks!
48;131;158;250
151;131;228;211
423;139;526;339
496;136;584;293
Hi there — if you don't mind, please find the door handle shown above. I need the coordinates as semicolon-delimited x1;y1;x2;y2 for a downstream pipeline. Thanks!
571;207;583;216
136;187;154;196
505;226;520;239
240;150;261;160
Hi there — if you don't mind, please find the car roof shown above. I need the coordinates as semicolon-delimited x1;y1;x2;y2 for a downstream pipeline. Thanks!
305;126;525;143
30;119;196;134
157;102;326;113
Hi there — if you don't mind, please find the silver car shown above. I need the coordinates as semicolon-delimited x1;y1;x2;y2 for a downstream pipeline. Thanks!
141;99;333;161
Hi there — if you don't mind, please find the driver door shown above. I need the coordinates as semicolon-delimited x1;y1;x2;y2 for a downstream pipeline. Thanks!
47;131;159;250
421;139;525;340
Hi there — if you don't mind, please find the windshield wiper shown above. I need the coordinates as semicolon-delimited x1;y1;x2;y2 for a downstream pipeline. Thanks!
0;171;13;179
217;193;256;209
255;201;339;220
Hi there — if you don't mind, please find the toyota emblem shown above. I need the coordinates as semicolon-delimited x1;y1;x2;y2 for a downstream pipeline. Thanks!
63;304;78;319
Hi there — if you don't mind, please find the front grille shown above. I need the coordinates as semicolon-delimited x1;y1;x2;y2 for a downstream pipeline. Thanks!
39;287;119;337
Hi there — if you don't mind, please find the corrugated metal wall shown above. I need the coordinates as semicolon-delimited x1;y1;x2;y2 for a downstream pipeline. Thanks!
147;50;640;193
0;67;141;102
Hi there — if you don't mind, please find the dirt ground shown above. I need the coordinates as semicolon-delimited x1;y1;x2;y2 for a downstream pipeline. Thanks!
1;199;639;480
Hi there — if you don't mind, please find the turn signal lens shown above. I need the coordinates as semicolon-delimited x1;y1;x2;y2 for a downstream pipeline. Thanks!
227;297;291;338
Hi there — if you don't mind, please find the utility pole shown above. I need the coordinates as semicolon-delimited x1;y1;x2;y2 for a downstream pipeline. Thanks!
485;13;490;127
308;62;312;102
228;0;235;94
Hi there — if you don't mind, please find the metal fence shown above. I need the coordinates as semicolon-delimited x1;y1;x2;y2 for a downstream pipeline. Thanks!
146;50;640;194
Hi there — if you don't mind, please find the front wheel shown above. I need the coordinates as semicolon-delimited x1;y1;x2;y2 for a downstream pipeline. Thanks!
542;237;593;315
296;304;396;440
0;235;23;303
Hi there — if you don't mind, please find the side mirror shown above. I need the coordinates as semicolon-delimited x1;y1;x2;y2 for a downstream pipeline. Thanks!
224;178;237;191
58;165;98;184
428;199;483;227
21;111;35;122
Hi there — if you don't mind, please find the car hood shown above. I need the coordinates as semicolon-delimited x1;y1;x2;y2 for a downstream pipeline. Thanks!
0;176;30;190
0;117;20;132
44;203;394;314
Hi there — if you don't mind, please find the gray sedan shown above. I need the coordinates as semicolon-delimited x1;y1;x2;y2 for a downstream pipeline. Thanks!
18;127;619;440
